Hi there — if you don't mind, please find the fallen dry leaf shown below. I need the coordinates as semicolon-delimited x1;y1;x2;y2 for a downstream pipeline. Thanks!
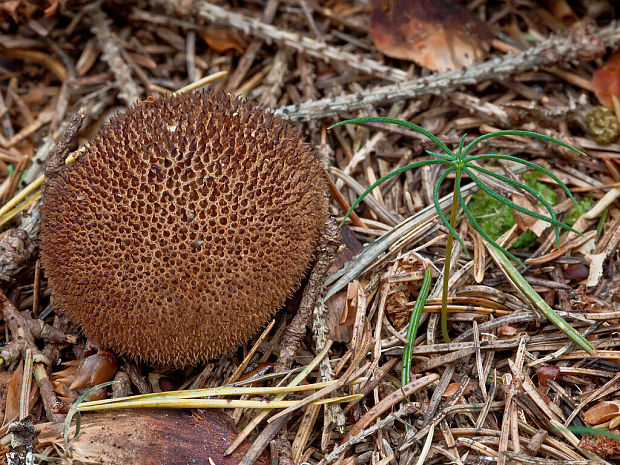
563;263;590;281
497;324;518;338
442;382;461;399
511;193;548;237
536;365;560;387
592;50;620;108
68;350;118;391
2;361;38;427
0;0;60;23
370;0;493;72
325;290;353;343
2;361;23;426
52;351;118;403
198;28;247;54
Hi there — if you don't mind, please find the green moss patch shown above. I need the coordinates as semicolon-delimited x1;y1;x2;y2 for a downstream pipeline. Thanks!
467;172;563;251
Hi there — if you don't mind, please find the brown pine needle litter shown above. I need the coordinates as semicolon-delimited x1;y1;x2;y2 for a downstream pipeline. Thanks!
0;2;619;465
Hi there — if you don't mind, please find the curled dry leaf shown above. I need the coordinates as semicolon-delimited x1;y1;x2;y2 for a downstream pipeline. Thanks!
52;351;118;402
3;361;24;426
325;289;353;343
68;350;118;391
592;51;620;108
536;365;560;388
497;324;518;338
38;409;270;465
442;382;462;399
198;28;247;54
330;225;363;273
511;194;548;237
2;361;38;426
325;279;365;344
0;0;58;23
370;0;493;72
584;400;620;426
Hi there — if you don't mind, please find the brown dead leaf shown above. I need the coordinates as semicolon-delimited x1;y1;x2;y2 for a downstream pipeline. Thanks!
52;351;118;402
342;280;364;326
0;0;60;23
442;382;461;399
593;51;620;109
2;361;38;426
0;370;12;422
42;0;57;16
198;28;247;54
330;225;364;272
370;0;492;72
325;290;353;343
497;324;518;338
536;365;560;387
563;263;589;281
3;361;23;426
511;193;548;237
69;350;118;390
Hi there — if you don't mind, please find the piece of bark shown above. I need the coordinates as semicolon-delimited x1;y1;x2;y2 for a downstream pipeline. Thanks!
38;409;270;465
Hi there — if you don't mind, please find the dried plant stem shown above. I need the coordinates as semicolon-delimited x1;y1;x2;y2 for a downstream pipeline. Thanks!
227;319;275;385
319;404;419;465
86;2;142;104
225;0;280;93
227;342;333;455
276;219;340;372
78;394;362;411
174;71;228;95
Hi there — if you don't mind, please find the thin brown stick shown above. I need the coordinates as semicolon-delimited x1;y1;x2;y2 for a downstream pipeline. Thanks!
275;219;341;373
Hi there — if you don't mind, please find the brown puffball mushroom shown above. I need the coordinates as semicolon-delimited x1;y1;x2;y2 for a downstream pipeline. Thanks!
40;91;329;367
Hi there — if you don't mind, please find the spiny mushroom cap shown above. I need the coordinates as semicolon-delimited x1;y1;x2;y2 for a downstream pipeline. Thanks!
40;91;329;367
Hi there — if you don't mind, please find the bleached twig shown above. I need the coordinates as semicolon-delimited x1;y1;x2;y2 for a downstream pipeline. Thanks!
195;2;408;83
87;2;142;104
275;23;619;121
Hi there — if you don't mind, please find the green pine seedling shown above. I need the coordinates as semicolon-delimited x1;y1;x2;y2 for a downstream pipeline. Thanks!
329;117;595;355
